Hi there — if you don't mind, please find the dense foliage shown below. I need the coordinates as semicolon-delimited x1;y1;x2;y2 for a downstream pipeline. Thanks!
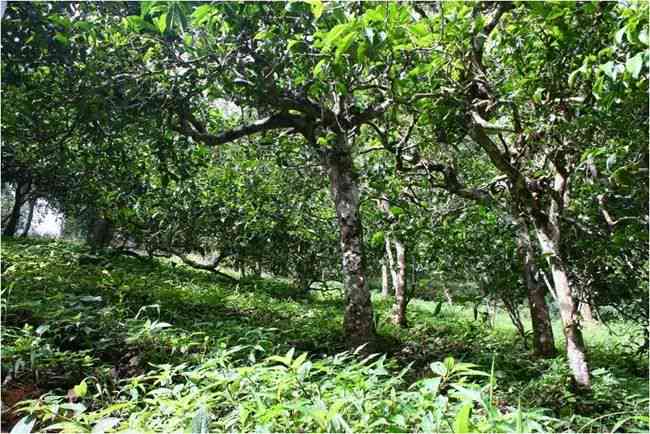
1;1;648;432
2;239;648;432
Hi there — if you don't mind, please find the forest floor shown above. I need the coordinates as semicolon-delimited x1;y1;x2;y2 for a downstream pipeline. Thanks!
1;238;648;432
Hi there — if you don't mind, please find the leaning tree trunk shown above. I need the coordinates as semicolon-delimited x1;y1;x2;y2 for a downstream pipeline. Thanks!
20;198;37;238
514;215;556;358
391;238;408;327
324;135;375;346
533;197;590;388
3;181;29;237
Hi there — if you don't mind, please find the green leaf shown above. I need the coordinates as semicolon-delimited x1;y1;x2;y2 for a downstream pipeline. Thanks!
363;6;385;24
191;4;214;25
288;38;302;50
155;13;168;34
313;59;327;78
305;0;324;19
54;33;69;45
409;21;429;37
389;206;404;217
254;31;273;41
370;231;385;248
74;380;88;398
615;27;626;45
335;31;357;62
125;15;145;31
191;406;210;434
600;61;617;80
320;23;351;51
420;377;442;395
430;361;447;377
10;417;35;434
626;52;644;79
292;351;308;369
453;402;473;433
140;1;154;18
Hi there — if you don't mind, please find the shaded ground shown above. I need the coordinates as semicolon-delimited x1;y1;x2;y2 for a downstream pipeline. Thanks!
1;238;647;432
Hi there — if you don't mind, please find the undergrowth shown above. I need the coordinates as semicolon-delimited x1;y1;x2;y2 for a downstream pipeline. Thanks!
1;238;647;432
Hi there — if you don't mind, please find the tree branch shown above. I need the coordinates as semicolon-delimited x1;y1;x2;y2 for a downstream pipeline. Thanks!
174;111;305;147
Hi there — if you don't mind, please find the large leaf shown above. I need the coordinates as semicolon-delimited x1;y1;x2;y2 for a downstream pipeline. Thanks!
626;52;644;79
453;402;473;433
10;417;35;434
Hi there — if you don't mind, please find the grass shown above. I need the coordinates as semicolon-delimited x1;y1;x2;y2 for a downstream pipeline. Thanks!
1;238;648;432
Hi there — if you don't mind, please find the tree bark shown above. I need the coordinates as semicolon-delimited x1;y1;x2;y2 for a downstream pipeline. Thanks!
391;238;407;327
3;181;29;237
514;215;557;358
533;190;590;388
20;198;37;238
384;236;397;290
381;259;390;297
324;135;375;346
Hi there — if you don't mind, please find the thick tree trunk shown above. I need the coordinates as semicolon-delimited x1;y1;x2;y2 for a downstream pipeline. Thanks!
3;181;29;237
324;137;375;346
534;218;590;388
381;259;390;297
514;216;556;358
391;238;407;327
20;198;37;238
87;216;113;251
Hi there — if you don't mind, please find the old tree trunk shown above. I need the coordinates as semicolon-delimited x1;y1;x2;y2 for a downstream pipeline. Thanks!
3;180;30;237
391;237;408;327
532;170;590;389
324;133;375;346
514;215;556;358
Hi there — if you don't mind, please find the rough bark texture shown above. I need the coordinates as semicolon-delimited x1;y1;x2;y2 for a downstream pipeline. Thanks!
3;181;29;237
514;216;557;358
20;198;36;237
391;238;407;327
87;217;113;251
381;259;390;297
325;136;375;346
